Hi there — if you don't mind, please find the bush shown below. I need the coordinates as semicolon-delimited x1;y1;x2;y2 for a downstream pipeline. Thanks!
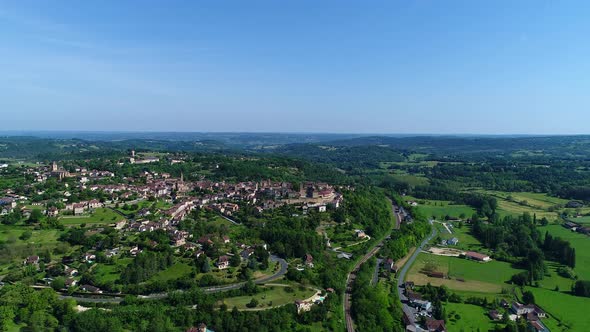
557;266;576;279
246;298;259;308
573;280;590;297
19;230;32;241
511;272;529;286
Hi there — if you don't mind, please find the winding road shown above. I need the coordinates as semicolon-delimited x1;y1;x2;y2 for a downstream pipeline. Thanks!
58;255;288;303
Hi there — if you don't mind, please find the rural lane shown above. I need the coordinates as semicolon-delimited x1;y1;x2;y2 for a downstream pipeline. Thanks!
396;220;437;327
57;255;288;303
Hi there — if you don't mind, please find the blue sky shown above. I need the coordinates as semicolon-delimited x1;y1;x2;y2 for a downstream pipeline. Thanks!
1;0;590;134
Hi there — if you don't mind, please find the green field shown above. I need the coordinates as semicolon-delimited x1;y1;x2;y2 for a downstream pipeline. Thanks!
540;224;590;280
474;190;563;220
220;283;317;310
569;215;590;224
0;225;60;244
59;208;124;225
406;252;521;293
93;263;120;284
445;302;496;332
526;287;590;331
409;199;476;221
438;224;485;251
151;262;193;282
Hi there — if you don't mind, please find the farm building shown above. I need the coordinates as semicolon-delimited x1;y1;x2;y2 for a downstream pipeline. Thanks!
464;251;491;262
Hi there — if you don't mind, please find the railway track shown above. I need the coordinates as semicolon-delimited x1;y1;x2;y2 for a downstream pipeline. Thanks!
344;202;402;332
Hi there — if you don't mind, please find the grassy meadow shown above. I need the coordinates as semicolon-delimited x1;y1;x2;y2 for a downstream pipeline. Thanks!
59;208;124;225
219;283;317;310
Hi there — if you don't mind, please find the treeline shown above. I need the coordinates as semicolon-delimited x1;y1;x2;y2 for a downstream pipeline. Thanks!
120;251;174;284
351;257;402;331
472;213;576;284
276;144;405;171
573;280;590;297
542;231;575;268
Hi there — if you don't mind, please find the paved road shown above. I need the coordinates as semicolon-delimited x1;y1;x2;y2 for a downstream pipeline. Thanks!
344;201;401;332
396;220;436;327
58;255;288;303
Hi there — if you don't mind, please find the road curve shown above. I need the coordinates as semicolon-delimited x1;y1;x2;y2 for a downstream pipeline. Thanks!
58;255;288;303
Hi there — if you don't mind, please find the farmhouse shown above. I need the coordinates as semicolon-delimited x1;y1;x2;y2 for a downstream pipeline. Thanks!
511;302;546;319
464;251;491;262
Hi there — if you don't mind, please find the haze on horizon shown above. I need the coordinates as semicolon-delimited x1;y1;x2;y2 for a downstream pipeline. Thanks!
1;0;590;135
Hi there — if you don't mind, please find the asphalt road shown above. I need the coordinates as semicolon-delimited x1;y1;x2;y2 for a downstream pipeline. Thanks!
58;255;288;302
396;220;436;327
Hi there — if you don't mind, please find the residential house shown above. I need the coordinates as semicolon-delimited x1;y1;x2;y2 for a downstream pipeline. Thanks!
488;310;503;321
88;199;103;209
217;255;230;269
425;319;446;332
304;254;314;268
82;252;96;262
295;300;313;313
65;278;78;288
80;285;102;293
129;246;142;256
46;207;59;218
23;255;40;266
64;267;78;277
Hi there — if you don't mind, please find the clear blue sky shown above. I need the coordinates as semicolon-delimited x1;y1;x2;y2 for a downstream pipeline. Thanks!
1;0;590;134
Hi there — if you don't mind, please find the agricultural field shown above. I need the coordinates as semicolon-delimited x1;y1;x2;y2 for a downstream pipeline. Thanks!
540;224;590;280
219;283;317;310
405;252;521;293
59;208;124;225
526;287;590;331
409;198;476;221
568;215;590;224
444;302;496;332
476;190;565;220
437;223;485;252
